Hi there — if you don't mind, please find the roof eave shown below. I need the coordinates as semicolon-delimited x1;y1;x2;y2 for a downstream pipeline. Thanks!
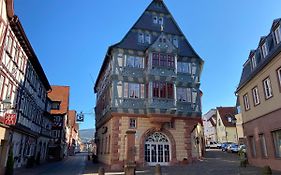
9;16;51;90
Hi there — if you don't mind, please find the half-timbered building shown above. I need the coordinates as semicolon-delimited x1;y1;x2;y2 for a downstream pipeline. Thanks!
94;0;204;169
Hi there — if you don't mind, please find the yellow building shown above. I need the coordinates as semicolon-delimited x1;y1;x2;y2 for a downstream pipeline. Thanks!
236;18;281;171
215;107;238;143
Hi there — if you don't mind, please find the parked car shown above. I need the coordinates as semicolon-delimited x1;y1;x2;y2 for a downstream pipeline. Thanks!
229;144;239;153
221;142;234;152
206;141;219;149
216;142;222;149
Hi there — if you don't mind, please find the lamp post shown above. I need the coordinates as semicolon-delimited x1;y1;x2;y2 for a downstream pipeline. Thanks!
231;118;238;144
0;97;12;113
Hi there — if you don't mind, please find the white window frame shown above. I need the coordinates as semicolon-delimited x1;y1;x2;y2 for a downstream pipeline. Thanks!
252;87;260;105
261;42;268;58
272;130;281;158
176;87;191;102
173;37;178;48
274;25;281;44
124;83;144;99
145;34;151;44
158;16;164;25
263;77;273;99
251;55;257;70
277;67;281;89
129;118;137;129
138;33;144;44
0;75;4;99
243;94;250;111
126;55;144;68
259;134;268;158
153;16;158;24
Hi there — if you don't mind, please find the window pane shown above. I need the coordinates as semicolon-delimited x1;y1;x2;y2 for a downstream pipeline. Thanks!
129;83;140;98
153;82;159;97
277;68;281;87
152;53;159;66
159;83;166;98
160;54;166;67
275;26;281;44
249;136;256;157
167;84;173;99
126;56;134;67
273;130;281;158
0;75;4;99
259;134;268;157
177;88;187;102
135;57;143;68
263;78;272;99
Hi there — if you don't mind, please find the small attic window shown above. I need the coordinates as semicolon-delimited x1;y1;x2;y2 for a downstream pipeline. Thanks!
145;34;151;44
261;42;268;58
173;37;179;48
251;55;257;70
153;16;158;24
274;25;281;44
159;17;164;25
228;117;232;123
138;33;144;44
155;2;163;8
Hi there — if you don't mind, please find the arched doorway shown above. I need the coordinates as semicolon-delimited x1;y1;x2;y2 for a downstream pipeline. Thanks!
144;132;170;166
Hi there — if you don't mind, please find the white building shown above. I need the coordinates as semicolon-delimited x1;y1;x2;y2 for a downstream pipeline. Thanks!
202;109;217;143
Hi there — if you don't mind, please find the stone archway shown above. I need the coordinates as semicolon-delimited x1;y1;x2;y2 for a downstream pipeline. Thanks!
139;128;177;166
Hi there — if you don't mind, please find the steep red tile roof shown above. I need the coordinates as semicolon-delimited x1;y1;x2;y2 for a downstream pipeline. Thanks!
48;86;70;115
217;107;236;127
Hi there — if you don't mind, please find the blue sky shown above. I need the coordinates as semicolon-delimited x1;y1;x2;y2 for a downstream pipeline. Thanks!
14;0;281;130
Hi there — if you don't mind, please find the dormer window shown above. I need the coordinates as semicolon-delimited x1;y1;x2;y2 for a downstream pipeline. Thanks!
173;38;179;48
138;33;144;44
261;42;268;58
153;16;164;25
145;34;151;44
274;25;281;44
228;117;232;123
153;16;158;24
251;55;257;70
159;17;164;25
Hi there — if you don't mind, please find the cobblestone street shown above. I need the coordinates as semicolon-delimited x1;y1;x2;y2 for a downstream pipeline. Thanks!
83;150;281;175
12;150;281;175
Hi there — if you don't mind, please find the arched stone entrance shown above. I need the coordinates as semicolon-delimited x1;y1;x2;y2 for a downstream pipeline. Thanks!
139;128;177;166
144;132;170;166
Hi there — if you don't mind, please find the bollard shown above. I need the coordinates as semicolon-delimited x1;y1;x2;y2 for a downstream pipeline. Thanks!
155;164;161;175
98;167;105;175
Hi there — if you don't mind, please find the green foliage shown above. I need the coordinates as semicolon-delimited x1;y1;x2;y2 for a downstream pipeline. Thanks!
5;148;14;175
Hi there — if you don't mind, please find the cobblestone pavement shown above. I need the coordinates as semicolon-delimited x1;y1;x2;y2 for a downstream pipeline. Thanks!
14;152;86;175
83;150;281;175
12;150;281;175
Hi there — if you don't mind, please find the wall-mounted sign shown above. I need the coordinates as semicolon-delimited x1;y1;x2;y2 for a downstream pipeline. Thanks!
4;113;17;125
76;112;84;122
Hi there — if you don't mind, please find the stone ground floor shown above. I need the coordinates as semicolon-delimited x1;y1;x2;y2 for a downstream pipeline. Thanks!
243;108;281;172
96;114;204;169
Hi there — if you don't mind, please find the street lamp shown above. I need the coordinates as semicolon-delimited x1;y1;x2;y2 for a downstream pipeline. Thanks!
231;117;238;144
0;97;12;112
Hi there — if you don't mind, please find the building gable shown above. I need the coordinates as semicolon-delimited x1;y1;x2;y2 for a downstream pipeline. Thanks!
115;0;201;58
